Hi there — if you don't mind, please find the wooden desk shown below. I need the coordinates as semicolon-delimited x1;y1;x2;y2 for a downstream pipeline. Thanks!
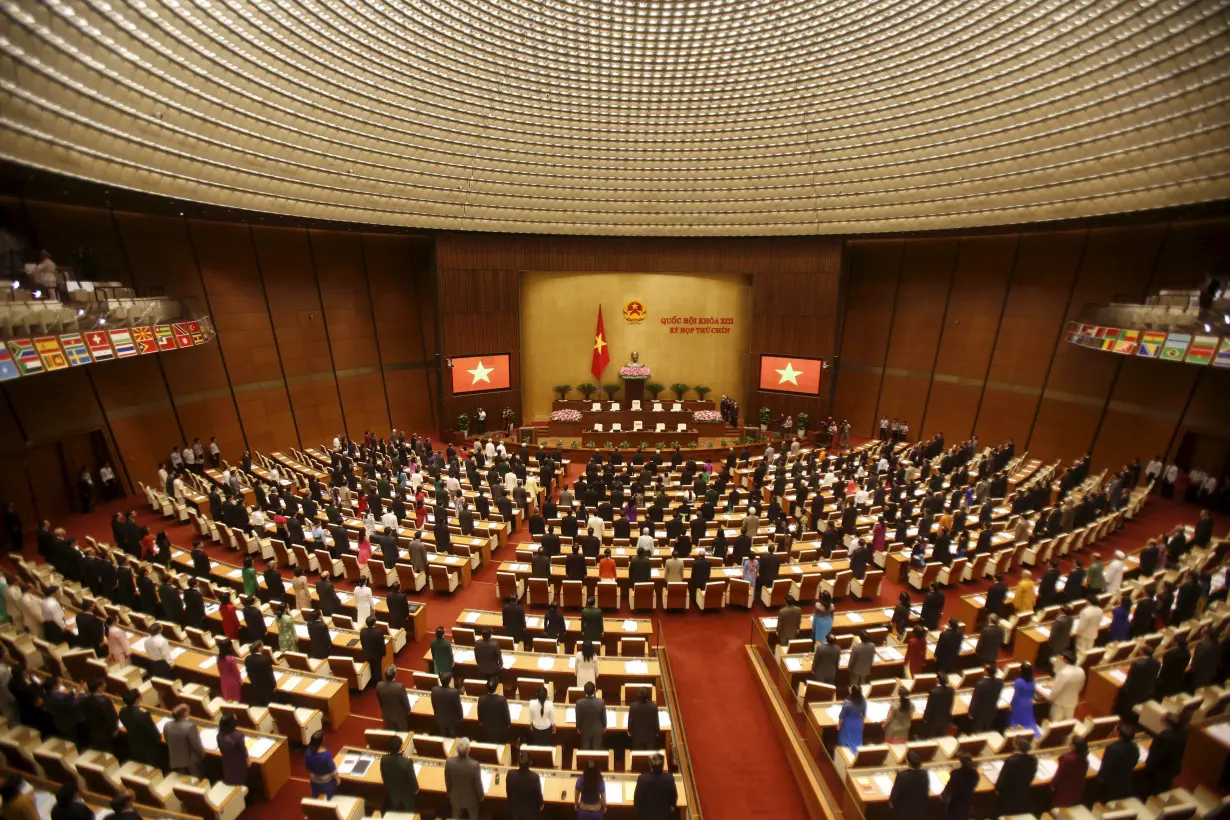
1013;613;1112;666
423;644;662;704
751;606;900;653
1182;719;1230;791
332;746;687;818
455;608;655;655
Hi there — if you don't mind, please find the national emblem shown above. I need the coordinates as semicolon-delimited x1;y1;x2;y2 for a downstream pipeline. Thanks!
623;299;647;324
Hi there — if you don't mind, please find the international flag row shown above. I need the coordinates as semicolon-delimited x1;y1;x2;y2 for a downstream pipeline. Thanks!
1065;321;1230;368
0;317;215;381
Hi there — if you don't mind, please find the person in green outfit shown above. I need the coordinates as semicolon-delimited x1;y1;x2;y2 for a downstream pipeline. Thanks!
581;597;604;644
430;626;454;677
379;735;419;811
274;603;296;654
0;571;9;625
241;555;258;598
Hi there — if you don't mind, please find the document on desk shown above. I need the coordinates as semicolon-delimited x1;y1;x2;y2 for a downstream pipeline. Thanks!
566;707;577;724
537;656;555;670
480;767;494;793
508;703;523;721
1035;758;1058;780
501;654;514;668
278;674;301;692
847;612;863;623
928;770;947;795
130;637;148;654
784;658;804;673
199;655;218;670
1086;752;1102;774
461;700;473;717
247;737;276;758
305;678;329;694
606;781;624;804
454;650;476;664
200;727;220;751
873;774;894;794
464;611;481;623
622;620;638;632
169;647;186;662
762;617;778;628
660;711;671;728
227;568;243;580
624;660;650;674
525;616;541;628
606;708;620;728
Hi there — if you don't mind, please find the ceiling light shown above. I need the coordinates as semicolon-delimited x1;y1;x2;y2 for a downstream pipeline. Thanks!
32;289;41;299
77;308;85;316
98;317;106;325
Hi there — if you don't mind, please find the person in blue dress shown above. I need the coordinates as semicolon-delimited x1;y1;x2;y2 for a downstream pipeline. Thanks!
304;731;339;798
812;591;835;645
1108;595;1132;642
1009;662;1041;737
837;685;867;751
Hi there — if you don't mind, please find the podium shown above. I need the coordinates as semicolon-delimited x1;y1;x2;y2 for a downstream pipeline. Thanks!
622;377;646;403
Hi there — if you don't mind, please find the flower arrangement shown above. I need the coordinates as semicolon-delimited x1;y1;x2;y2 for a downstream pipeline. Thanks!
550;408;582;422
693;410;723;423
618;365;652;379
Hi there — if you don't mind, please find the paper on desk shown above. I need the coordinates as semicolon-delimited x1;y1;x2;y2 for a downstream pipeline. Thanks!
847;612;864;623
569;656;577;669
784;658;803;672
1086;752;1101;774
660;711;671;728
1035;758;1058;780
1035;625;1051;637
819;562;833;570
509;703;523;721
762;617;778;628
873;774;894;794
199;655;218;670
607;708;619;728
622;620;638;633
973;596;986;605
465;611;481;624
526;616;542;628
651;569;660;577
455;650;476;664
461;701;473;717
928;770;947;795
201;728;220;751
413;761;424;776
607;781;623;804
481;768;494;794
278;675;301;692
305;678;328;694
130;637;148;654
882;609;895;618
566;707;576;724
501;654;514;669
625;660;649;674
227;569;243;580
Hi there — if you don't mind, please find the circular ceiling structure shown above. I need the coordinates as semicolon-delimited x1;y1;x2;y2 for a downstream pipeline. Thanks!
1;0;1228;235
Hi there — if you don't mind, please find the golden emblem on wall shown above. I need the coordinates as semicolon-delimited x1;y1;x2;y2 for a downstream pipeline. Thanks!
623;299;648;323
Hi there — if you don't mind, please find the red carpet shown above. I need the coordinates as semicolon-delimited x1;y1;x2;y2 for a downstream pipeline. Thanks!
19;470;1221;820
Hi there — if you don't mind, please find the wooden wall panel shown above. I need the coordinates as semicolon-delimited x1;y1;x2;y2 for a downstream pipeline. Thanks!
1149;219;1230;292
831;240;902;433
920;381;983;443
972;389;1035;452
1092;356;1199;469
90;356;180;476
190;220;298;450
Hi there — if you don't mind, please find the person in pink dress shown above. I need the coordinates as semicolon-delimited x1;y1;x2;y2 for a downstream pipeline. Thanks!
871;519;887;553
905;626;927;677
357;532;372;568
218;640;242;701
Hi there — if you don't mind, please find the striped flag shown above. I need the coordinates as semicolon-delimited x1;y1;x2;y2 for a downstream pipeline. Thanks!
154;324;177;352
1099;328;1121;351
132;326;157;355
1111;329;1140;355
172;322;193;349
59;333;92;367
86;330;115;361
109;328;138;358
1184;335;1219;366
1214;338;1230;369
185;320;205;346
1161;332;1191;362
1064;321;1082;344
6;339;43;375
1136;330;1166;358
1075;324;1099;348
33;336;69;371
0;347;20;381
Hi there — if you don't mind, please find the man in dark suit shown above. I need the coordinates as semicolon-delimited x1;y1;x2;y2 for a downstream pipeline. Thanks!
316;572;341;617
540;526;561;558
757;544;781;599
565;545;588;582
968;665;1004;732
581;598;604;644
477;677;512;744
307;610;332;660
380;528;400;570
74;600;106;657
431;674;463;737
811;634;842;685
474;628;503;678
627;686;660;750
118;690;162;768
560;511;578;540
575;682;607;750
506;751;543;819
191;541;211;578
888;750;929;820
1131;594;1157;638
689;549;711;606
921;678;954;738
1115;653;1160;719
1038;560;1062;608
634;753;678;820
360;617;386;688
262;561;285;603
81;677;119;752
934;618;963;679
848;541;870;581
244;641;276;706
920;583;945;630
181;578;206;630
376;666;411;731
994;735;1038;816
1141;713;1187;796
386;582;410;631
241;596;266;644
1097;723;1140;801
502;595;527;648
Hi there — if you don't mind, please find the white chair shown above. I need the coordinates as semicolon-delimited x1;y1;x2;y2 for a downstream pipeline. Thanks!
655;423;666;432
677;423;687;432
631;400;642;410
594;423;604;432
172;780;248;820
591;403;602;411
609;402;620;410
672;402;683;411
652;402;663;411
611;423;622;432
633;421;643;431
301;795;365;820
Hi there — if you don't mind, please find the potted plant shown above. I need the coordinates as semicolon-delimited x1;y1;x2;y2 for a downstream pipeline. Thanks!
602;383;621;401
694;385;712;401
646;381;665;400
457;412;471;435
670;440;680;449
797;412;809;436
640;441;649;450
554;384;573;400
670;382;690;400
577;382;597;401
618;440;629;449
759;406;771;431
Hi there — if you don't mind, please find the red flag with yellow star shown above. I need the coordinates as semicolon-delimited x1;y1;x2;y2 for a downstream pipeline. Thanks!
591;305;610;381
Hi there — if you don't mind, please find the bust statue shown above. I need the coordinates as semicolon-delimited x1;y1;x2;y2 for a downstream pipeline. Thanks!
626;351;640;367
618;351;650;378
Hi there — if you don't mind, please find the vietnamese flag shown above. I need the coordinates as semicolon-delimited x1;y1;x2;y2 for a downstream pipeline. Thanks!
759;355;823;395
451;354;511;394
591;305;610;381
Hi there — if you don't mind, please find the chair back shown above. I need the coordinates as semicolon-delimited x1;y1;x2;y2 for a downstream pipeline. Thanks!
596;582;620;610
561;580;585;609
412;735;452;759
521;744;559;768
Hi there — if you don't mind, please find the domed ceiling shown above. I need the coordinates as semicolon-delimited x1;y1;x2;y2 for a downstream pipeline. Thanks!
1;0;1227;235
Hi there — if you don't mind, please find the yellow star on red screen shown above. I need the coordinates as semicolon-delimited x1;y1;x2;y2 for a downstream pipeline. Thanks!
776;361;803;385
467;360;494;384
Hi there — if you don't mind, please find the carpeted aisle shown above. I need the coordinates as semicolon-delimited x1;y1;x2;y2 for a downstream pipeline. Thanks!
14;466;1222;820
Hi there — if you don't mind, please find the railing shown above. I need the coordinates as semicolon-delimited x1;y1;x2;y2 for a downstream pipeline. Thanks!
657;621;703;820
